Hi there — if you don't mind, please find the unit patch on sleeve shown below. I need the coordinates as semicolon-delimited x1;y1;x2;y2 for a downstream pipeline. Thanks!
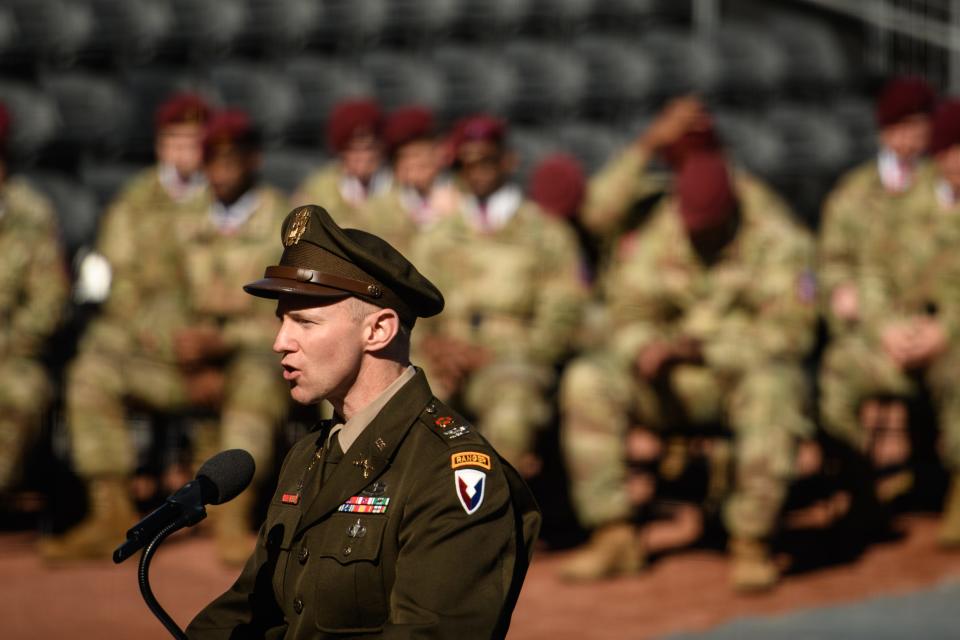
454;468;486;515
339;495;390;514
450;451;492;470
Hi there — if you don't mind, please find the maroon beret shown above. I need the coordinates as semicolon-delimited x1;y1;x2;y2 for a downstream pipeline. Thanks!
930;99;960;156
154;93;212;131
528;153;586;219
383;105;436;153
0;102;10;151
327;99;382;153
449;114;507;156
875;77;937;128
675;151;737;232
203;109;259;159
660;121;721;170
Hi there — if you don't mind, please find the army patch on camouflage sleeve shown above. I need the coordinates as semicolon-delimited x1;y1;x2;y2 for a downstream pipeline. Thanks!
451;451;491;470
339;496;390;514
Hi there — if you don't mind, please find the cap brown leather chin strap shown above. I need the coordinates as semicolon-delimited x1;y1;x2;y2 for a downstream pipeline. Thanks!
264;265;383;299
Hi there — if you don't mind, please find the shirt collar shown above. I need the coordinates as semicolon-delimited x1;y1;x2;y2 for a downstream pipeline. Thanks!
157;163;206;203
877;147;918;193
209;188;260;233
339;168;392;207
462;183;523;233
331;365;417;453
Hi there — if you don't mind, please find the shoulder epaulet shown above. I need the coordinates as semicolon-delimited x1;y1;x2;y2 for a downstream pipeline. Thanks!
417;397;481;447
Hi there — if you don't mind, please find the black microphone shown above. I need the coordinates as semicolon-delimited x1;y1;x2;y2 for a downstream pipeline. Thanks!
113;449;255;564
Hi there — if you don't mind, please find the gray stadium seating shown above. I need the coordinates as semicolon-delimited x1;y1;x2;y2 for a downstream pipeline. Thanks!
238;0;319;55
40;72;134;156
313;0;388;48
282;56;375;147
432;45;519;122
829;96;877;163
525;0;592;37
708;22;789;101
502;40;589;122
0;5;20;59
361;52;447;113
166;0;248;60
84;0;175;64
762;11;849;95
509;126;560;184
556;121;625;175
209;62;301;145
712;108;791;181
381;0;459;43
261;147;327;195
637;29;723;99
0;80;61;161
6;0;96;66
454;0;532;39
78;159;145;208
574;36;658;119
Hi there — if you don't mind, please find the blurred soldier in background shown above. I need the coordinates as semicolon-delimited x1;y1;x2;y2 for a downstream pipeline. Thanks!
40;94;211;563
293;99;390;225
170;110;290;564
0;104;69;497
355;105;459;254
820;99;960;546
411;115;585;474
559;151;816;592
819;77;937;336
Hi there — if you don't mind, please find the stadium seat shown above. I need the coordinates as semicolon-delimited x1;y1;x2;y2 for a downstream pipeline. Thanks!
282;56;375;147
524;0;592;38
238;0;319;55
25;171;101;258
0;80;62;161
40;72;134;156
163;0;248;60
381;0;459;43
707;22;788;102
261;147;328;196
0;5;20;60
313;0;388;49
636;29;722;100
432;45;519;122
6;0;96;66
765;103;853;177
574;36;658;119
502;40;589;122
121;67;219;159
712;108;791;182
555;121;625;175
762;11;849;95
361;52;446;113
79;159;146;208
509;126;560;184
829;96;877;163
454;0;531;39
589;0;686;31
84;0;175;64
209;62;301;146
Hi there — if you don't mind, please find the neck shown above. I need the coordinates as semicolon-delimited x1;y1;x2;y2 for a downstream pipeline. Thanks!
332;357;408;423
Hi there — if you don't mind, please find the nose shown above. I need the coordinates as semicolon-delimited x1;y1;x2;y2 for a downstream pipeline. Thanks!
273;317;296;354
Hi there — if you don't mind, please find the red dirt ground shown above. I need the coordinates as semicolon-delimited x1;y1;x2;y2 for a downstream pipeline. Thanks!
2;514;959;639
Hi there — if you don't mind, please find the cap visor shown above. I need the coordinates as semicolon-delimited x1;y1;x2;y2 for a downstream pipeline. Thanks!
243;278;353;300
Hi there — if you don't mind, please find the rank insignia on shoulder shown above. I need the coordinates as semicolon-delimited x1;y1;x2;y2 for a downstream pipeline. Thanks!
451;451;491;470
281;493;300;505
444;425;469;439
339;496;390;514
435;416;454;428
455;469;485;515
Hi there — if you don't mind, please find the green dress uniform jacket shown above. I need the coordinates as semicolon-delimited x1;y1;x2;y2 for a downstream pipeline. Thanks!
187;369;541;639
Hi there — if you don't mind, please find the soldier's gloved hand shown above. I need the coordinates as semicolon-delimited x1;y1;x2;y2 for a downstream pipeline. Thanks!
174;326;228;366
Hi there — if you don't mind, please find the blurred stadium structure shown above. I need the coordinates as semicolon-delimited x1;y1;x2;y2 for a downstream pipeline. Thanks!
0;0;957;261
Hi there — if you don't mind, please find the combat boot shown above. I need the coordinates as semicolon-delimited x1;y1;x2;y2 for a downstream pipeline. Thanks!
938;474;960;548
558;522;644;582
39;476;136;563
208;489;255;566
729;537;778;593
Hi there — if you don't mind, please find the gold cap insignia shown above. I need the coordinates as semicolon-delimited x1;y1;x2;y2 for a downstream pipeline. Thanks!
284;207;312;247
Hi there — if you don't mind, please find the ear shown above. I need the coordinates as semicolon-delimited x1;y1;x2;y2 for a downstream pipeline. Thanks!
362;307;401;353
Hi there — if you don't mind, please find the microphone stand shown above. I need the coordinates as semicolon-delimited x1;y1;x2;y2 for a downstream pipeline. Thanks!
137;520;190;640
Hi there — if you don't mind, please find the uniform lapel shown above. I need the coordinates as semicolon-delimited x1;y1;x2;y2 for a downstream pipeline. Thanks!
295;369;434;535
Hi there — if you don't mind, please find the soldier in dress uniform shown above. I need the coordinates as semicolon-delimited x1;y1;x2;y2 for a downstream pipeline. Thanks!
0;103;69;496
186;205;539;639
293;99;390;226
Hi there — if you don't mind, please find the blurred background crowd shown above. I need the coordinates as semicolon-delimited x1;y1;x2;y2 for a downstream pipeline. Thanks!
2;0;960;601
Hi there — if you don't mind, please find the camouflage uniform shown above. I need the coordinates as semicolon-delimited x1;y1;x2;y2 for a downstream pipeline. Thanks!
0;178;68;491
172;185;291;478
818;157;934;335
354;182;459;256
294;162;390;229
561;175;817;541
65;167;205;480
410;189;585;463
820;170;960;465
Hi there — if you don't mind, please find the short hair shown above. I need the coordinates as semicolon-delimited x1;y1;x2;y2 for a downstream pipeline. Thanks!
347;297;411;357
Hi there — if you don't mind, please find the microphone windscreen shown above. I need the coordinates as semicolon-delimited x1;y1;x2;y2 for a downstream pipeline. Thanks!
196;449;256;505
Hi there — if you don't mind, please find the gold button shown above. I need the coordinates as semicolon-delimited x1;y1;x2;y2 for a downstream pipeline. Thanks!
343;545;352;556
367;284;382;297
293;598;304;614
298;547;309;564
